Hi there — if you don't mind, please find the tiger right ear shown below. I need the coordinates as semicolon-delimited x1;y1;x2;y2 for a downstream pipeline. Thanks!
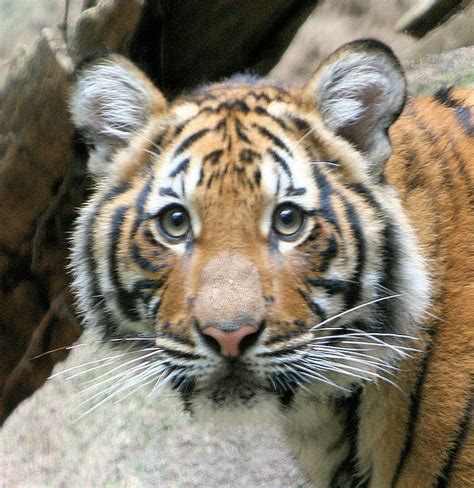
304;39;406;176
70;54;167;178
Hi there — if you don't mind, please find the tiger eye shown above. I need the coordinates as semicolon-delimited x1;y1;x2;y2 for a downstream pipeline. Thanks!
159;205;191;240
272;204;305;238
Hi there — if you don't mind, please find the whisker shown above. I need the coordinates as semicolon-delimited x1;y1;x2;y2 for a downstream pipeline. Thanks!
67;348;160;382
375;282;444;323
310;160;340;168
306;349;398;376
48;349;140;379
143;136;163;154
310;294;403;331
76;355;167;397
143;148;161;160
294;126;318;149
75;360;155;401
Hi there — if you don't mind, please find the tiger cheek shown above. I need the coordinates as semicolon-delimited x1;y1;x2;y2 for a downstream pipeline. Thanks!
271;275;311;334
157;271;190;338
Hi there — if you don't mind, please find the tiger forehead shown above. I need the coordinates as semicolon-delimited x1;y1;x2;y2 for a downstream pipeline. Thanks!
164;84;305;168
151;83;316;207
178;83;297;109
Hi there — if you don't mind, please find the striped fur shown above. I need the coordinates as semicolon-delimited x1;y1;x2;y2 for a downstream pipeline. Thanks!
70;40;473;486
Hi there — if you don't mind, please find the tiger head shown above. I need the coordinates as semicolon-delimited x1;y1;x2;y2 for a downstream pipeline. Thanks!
70;40;430;416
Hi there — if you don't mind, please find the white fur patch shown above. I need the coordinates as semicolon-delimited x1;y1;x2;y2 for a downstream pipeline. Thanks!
308;47;406;170
316;51;404;126
71;59;154;139
70;58;159;177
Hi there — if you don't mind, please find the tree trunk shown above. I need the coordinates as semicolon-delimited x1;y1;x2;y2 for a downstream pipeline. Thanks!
0;0;318;424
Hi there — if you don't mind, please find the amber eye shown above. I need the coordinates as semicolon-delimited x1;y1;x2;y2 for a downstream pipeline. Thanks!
272;204;305;238
158;205;191;240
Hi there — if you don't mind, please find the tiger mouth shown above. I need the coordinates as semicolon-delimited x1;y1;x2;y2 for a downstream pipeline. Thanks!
170;355;298;409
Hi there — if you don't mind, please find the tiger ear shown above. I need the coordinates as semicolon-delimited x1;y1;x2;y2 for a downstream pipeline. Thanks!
70;54;167;178
304;39;406;175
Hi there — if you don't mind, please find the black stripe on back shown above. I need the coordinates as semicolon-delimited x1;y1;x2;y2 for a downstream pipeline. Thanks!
434;87;474;136
435;382;474;488
431;90;474;208
391;327;438;487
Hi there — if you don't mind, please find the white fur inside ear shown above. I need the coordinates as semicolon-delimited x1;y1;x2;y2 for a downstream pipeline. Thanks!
309;45;406;171
317;52;398;129
70;57;160;177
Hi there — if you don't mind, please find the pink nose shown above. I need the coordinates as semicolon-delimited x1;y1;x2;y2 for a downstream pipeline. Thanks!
201;325;259;357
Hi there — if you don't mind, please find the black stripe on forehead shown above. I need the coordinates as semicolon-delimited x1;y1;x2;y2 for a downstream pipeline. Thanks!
173;128;210;158
253;123;293;156
253;106;289;131
235;117;251;143
267;148;307;198
169;158;190;177
239;148;260;164
203;150;224;165
268;148;292;181
159;187;180;199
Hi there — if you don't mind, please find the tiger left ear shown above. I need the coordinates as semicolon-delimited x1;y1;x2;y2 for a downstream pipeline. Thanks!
70;54;167;178
304;39;406;175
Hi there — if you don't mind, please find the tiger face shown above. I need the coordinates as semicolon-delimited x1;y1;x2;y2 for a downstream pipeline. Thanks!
70;40;430;416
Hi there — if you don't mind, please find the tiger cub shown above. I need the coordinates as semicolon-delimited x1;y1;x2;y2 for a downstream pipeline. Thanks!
70;39;474;486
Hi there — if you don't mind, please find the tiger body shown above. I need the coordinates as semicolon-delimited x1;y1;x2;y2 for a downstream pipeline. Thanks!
70;40;474;487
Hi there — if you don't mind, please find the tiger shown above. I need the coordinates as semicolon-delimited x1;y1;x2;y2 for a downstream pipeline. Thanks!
69;39;474;487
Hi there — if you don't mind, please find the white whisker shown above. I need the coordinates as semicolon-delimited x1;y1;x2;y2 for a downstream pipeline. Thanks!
310;294;402;331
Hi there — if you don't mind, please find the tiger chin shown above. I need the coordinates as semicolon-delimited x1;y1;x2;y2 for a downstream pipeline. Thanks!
69;39;474;487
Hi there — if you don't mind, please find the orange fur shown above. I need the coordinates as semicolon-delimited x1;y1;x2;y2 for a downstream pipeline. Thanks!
70;44;473;486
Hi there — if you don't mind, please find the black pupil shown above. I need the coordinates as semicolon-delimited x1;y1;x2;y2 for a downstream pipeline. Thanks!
169;210;186;228
280;208;296;226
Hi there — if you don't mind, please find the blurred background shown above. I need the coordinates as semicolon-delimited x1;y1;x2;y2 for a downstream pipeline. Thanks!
1;0;473;87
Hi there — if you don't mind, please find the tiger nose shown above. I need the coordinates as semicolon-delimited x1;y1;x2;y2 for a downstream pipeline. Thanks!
201;325;260;357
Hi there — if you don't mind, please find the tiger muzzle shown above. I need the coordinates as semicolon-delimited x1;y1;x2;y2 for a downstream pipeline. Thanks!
193;251;266;357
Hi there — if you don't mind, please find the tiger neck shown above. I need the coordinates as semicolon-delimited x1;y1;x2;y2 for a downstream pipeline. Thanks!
282;380;413;487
